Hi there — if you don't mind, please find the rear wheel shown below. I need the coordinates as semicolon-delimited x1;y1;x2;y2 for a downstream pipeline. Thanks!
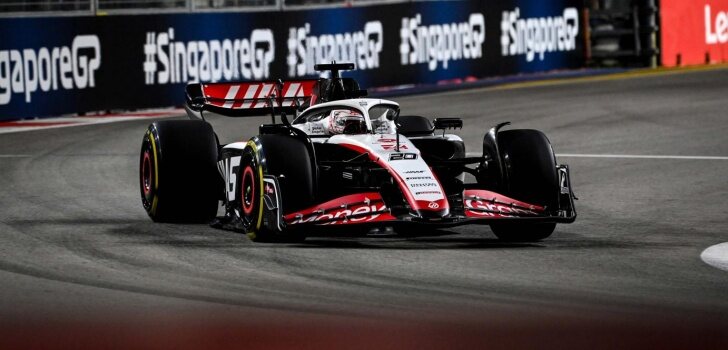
489;129;558;242
139;120;220;223
240;135;314;242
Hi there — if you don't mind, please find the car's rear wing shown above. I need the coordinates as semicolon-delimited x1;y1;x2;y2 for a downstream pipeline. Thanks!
185;80;318;118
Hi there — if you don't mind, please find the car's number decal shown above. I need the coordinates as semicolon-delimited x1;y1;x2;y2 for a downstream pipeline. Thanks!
222;156;241;202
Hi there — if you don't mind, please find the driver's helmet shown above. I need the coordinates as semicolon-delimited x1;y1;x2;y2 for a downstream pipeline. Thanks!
326;109;367;135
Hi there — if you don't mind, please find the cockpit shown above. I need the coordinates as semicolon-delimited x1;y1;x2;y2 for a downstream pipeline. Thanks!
292;100;399;136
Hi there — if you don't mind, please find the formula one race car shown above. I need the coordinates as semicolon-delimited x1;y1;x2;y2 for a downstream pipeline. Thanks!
139;63;576;242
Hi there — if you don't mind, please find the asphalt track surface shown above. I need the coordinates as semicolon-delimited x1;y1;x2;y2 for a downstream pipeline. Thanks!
1;68;727;349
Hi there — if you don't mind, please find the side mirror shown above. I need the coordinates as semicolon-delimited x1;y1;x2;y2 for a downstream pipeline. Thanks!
390;109;402;151
386;109;400;122
433;118;463;130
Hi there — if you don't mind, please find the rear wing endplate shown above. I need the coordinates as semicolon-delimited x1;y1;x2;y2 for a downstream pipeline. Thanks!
185;80;317;118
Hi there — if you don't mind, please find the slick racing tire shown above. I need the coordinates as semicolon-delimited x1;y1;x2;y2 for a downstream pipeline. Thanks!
140;120;220;223
489;129;559;242
239;135;314;242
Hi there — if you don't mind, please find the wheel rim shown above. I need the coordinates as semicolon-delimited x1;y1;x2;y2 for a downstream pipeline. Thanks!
140;137;156;211
241;165;255;215
142;151;152;196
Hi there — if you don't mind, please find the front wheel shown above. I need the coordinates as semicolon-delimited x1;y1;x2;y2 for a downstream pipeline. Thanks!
238;135;313;242
488;129;559;242
237;145;265;239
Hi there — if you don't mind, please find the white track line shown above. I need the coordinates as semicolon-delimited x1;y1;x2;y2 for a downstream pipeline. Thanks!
701;243;728;272
557;154;728;160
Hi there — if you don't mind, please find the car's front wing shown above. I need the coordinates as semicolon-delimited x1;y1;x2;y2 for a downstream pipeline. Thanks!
259;164;576;231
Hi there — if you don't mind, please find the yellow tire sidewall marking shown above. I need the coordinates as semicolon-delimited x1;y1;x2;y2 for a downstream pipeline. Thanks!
148;130;159;215
246;140;265;231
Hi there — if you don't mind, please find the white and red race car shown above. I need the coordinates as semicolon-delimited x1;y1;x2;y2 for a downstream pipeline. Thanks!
139;63;576;242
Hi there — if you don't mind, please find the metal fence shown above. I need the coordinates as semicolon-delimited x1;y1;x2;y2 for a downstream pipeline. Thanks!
98;1;186;10
0;0;405;14
193;0;278;9
1;1;91;13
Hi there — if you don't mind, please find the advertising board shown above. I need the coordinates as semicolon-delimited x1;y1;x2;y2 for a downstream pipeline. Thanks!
0;0;584;120
661;0;728;67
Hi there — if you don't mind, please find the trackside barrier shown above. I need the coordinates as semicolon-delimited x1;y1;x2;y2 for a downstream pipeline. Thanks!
0;0;584;120
585;0;659;68
661;0;728;67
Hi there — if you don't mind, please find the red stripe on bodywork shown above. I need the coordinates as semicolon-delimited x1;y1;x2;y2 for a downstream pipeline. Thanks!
201;80;317;110
463;189;544;218
284;192;395;225
337;143;419;207
337;142;449;215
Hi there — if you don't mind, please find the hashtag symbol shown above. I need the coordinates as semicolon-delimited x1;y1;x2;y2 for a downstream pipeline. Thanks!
143;32;157;85
399;19;409;65
287;28;298;77
501;12;510;56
